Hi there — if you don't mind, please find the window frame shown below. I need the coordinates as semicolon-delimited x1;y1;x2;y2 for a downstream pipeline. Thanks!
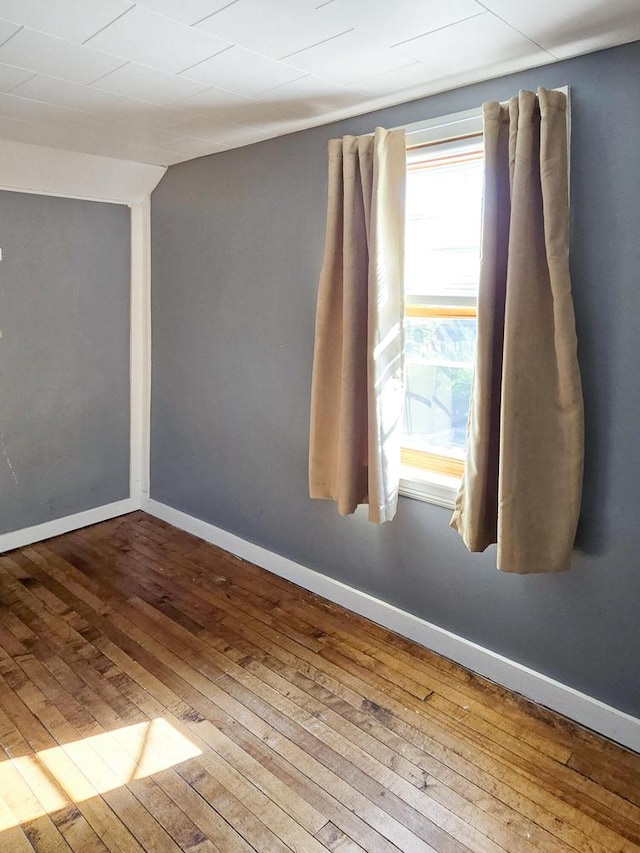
399;107;484;508
397;89;569;508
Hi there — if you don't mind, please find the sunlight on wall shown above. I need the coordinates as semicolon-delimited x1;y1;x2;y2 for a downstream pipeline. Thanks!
0;717;202;830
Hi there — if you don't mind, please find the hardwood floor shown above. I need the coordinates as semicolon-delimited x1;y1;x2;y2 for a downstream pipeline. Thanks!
0;512;638;852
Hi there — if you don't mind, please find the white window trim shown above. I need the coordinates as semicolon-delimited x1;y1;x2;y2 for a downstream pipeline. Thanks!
397;88;569;509
400;466;460;510
401;105;483;146
399;117;481;507
396;85;569;144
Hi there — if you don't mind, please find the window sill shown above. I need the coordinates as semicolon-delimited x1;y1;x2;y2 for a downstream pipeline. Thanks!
399;466;460;510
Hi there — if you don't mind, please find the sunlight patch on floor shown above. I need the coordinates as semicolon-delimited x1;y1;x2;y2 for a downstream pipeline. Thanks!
0;717;202;829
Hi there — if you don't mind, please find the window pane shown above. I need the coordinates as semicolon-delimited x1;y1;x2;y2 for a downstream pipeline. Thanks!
403;316;475;458
405;156;483;300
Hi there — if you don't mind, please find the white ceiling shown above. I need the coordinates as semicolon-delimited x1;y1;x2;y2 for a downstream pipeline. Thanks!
0;0;637;166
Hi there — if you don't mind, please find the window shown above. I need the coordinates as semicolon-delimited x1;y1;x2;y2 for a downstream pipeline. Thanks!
399;112;484;508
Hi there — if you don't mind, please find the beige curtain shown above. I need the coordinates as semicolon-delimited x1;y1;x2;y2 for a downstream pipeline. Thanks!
451;88;584;573
309;127;406;523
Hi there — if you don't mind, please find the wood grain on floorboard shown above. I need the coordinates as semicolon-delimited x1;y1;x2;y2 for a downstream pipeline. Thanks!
0;511;638;852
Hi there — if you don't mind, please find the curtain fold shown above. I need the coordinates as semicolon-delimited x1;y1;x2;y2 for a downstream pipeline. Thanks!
309;127;406;523
450;88;584;573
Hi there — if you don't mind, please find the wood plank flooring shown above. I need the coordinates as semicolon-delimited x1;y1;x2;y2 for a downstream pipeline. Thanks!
0;511;638;852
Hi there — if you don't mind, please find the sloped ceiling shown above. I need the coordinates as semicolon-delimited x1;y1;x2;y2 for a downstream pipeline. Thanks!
0;0;637;165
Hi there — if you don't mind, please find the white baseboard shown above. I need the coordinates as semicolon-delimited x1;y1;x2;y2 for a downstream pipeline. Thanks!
0;498;138;554
144;497;640;754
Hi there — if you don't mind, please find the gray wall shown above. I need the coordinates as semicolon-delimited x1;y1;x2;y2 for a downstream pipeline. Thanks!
0;191;130;533
151;41;640;717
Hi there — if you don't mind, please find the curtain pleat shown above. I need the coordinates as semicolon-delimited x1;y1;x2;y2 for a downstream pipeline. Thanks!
450;88;584;573
309;128;406;523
